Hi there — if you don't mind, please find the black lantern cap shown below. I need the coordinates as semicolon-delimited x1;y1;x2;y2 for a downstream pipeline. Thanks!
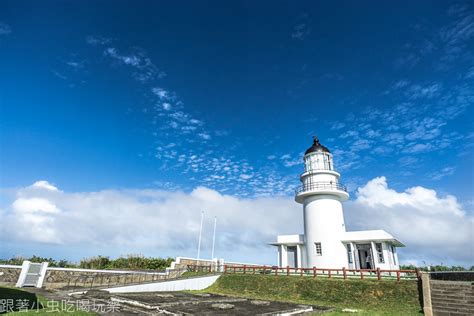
304;136;331;155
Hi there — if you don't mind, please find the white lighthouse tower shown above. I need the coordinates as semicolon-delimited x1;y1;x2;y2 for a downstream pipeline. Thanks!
296;136;349;268
270;136;404;270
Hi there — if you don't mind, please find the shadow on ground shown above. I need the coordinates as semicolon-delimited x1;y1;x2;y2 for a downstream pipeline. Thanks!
0;287;43;314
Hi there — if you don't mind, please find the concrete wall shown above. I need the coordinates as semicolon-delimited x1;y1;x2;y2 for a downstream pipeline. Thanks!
106;275;221;293
430;280;473;315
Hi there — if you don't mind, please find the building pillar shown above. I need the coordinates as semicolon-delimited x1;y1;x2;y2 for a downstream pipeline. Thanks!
393;248;399;268
370;241;377;269
281;245;288;267
349;242;355;269
277;246;282;266
296;245;302;268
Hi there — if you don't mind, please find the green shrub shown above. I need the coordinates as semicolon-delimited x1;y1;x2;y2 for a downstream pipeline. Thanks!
0;254;174;271
0;256;74;268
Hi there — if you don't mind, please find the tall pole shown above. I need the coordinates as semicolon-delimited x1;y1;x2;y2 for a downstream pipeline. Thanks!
197;211;204;259
211;216;217;259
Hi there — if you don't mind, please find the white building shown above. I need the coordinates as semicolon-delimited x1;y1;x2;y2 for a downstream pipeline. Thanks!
270;137;403;270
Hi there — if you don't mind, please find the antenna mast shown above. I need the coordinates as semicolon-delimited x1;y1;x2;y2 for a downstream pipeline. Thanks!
211;216;217;259
197;211;204;259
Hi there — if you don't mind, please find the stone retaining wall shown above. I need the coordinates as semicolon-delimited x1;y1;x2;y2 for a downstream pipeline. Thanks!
1;257;262;289
0;264;184;289
43;268;183;289
0;266;21;283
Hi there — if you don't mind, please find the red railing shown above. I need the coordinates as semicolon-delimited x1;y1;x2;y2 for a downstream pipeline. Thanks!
223;265;420;282
186;265;213;273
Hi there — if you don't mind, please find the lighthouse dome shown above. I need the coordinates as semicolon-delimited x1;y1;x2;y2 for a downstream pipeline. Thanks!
304;136;330;155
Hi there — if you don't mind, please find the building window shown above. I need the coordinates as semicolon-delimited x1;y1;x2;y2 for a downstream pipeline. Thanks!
346;244;353;263
314;242;322;256
375;243;384;263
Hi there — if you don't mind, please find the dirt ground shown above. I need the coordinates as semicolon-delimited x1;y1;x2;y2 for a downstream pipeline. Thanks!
82;290;330;315
23;287;332;315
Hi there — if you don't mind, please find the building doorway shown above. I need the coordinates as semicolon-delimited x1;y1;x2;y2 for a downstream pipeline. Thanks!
287;246;298;268
356;244;374;269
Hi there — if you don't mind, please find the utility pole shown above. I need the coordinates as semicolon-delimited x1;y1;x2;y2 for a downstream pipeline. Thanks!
211;216;217;259
197;211;204;259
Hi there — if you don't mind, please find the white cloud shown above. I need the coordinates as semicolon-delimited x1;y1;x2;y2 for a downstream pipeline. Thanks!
330;122;346;130
86;35;112;46
2;182;300;262
66;61;84;69
102;47;165;82
402;143;433;154
405;83;442;100
51;70;67;80
2;178;471;266
198;133;211;140
152;87;169;100
345;177;473;266
428;166;456;180
13;198;61;214
105;48;140;66
239;174;253;180
32;180;59;192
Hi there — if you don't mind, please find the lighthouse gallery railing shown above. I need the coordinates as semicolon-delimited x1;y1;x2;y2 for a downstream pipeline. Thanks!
295;181;347;195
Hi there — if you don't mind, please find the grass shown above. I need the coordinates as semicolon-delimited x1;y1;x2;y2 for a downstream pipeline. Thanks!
0;286;93;315
203;274;423;315
180;271;215;278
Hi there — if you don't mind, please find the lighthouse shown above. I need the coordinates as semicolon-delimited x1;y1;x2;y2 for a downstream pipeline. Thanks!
297;136;349;268
270;136;404;270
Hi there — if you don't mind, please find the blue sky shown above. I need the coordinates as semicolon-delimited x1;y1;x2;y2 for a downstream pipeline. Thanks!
0;1;473;266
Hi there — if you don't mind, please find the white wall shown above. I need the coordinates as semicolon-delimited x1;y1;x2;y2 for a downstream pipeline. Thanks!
106;275;220;293
303;195;347;268
302;173;339;186
372;242;400;270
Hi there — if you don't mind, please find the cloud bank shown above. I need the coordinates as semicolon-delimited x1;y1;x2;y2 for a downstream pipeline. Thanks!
2;178;472;266
345;177;473;266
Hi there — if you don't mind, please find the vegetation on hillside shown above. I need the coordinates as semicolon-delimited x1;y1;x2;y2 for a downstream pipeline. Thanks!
0;256;74;268
79;255;174;270
0;255;174;271
400;264;474;272
205;274;422;315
